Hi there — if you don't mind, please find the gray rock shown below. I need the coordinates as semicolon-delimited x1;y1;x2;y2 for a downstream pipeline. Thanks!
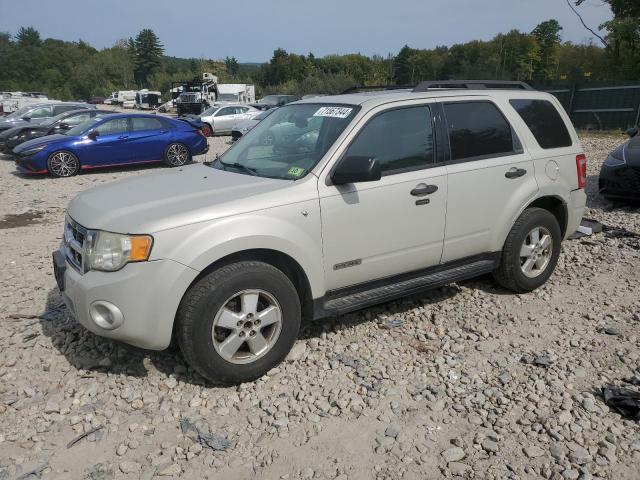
441;446;465;463
157;463;182;476
481;438;499;453
524;445;545;458
286;342;307;362
448;462;471;476
384;424;401;439
119;461;141;474
569;446;592;465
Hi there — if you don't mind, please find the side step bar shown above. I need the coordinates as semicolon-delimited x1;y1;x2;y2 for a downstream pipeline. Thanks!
314;255;499;319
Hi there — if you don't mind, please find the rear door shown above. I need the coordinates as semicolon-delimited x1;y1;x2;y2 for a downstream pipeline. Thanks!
441;98;538;262
80;117;133;166
128;117;169;162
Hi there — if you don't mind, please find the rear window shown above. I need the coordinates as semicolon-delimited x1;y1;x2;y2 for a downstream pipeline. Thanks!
444;101;517;161
510;99;572;149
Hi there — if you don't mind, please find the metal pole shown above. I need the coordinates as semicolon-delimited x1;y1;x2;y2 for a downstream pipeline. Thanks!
635;102;640;127
568;83;577;119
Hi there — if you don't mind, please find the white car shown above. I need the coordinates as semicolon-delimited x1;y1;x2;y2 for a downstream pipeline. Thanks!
54;81;586;385
199;104;260;136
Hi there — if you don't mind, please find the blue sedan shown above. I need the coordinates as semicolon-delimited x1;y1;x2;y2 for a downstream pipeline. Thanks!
12;113;209;177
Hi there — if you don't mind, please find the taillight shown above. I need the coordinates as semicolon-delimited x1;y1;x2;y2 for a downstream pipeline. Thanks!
576;154;587;189
197;129;207;138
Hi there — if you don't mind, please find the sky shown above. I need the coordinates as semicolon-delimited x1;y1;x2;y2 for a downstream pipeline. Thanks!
0;0;614;62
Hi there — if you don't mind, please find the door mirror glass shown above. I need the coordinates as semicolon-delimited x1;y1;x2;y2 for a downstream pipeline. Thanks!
331;156;381;185
625;126;638;138
21;116;30;121
56;123;69;131
87;130;99;140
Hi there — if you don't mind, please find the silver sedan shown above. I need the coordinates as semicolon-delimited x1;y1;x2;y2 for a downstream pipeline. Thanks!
200;104;260;136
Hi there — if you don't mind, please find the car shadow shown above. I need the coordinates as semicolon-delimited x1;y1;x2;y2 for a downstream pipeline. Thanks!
39;282;463;387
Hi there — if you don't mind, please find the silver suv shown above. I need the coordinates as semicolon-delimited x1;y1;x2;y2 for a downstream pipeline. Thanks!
53;81;586;384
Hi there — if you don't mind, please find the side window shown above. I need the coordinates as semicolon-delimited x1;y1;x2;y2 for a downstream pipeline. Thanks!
444;101;516;161
510;99;573;149
53;105;80;115
95;118;129;135
131;117;164;131
344;106;434;175
28;106;52;119
216;107;233;116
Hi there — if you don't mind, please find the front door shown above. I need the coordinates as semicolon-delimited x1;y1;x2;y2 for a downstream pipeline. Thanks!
80;117;133;166
318;104;447;291
213;106;238;134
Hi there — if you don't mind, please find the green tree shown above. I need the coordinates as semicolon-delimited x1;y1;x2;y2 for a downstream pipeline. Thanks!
133;29;164;87
224;56;239;76
532;19;562;81
16;26;41;46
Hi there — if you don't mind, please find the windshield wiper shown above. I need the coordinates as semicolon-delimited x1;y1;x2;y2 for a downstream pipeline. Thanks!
219;160;258;176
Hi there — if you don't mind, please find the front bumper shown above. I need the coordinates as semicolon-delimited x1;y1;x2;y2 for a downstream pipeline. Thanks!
54;247;199;350
599;164;640;200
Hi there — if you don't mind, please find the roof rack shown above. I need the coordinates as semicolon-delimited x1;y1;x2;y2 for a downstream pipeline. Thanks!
340;84;415;95
412;80;533;92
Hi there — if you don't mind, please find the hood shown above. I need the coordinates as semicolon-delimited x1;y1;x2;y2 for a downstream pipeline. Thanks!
0;126;24;140
13;134;69;153
67;164;296;233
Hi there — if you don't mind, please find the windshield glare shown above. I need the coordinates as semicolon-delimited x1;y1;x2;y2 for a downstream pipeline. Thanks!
65;117;100;136
214;103;358;180
6;105;32;119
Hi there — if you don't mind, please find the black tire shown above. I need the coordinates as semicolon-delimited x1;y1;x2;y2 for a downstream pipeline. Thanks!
493;207;561;293
176;261;301;385
164;142;191;167
47;150;80;177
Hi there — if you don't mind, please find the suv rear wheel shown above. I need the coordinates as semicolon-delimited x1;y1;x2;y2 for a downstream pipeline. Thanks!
176;261;301;385
493;207;561;293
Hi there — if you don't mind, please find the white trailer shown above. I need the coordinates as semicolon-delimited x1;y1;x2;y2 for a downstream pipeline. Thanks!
216;84;256;104
135;89;162;109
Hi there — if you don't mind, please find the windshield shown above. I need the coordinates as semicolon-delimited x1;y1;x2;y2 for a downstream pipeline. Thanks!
254;109;276;121
41;111;74;127
5;105;33;119
218;93;238;101
256;95;280;105
65;117;101;136
213;103;358;180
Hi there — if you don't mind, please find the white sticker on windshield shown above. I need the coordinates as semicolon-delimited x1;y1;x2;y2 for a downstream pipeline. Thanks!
313;106;353;119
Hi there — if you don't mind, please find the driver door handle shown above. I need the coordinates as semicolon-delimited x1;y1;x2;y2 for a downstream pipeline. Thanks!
505;167;526;179
410;184;438;197
118;135;129;139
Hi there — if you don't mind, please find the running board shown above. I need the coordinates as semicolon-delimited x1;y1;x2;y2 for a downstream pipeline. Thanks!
314;254;499;318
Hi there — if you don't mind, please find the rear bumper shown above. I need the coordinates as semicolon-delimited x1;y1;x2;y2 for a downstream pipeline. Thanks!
566;188;587;239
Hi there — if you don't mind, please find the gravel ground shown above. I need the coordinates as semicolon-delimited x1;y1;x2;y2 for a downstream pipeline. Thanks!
0;133;639;480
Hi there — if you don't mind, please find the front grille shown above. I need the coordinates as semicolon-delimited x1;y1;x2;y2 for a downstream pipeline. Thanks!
178;94;198;103
64;216;88;273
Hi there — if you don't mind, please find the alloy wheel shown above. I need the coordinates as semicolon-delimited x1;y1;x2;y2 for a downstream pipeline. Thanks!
166;143;189;166
519;226;553;278
212;289;283;365
49;152;79;177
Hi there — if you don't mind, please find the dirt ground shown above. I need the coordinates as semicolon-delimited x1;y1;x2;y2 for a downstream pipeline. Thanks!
0;132;639;480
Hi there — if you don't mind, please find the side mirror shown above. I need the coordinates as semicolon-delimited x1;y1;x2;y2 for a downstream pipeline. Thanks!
87;130;99;140
331;156;381;185
55;123;69;131
626;126;638;138
21;116;31;121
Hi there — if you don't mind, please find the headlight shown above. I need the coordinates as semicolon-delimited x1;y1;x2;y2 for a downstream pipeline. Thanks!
86;230;153;271
9;135;19;140
604;145;626;166
21;144;48;155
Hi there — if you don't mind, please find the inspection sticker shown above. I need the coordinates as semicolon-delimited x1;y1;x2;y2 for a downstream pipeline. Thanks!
313;106;353;119
288;166;305;177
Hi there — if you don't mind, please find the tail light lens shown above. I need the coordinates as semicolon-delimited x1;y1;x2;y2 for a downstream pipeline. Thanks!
576;154;587;189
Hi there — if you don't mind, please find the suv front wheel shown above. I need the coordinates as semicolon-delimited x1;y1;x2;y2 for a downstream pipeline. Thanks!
493;207;561;293
176;261;301;385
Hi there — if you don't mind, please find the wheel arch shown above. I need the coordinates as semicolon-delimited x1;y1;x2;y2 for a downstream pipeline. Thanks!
525;195;568;238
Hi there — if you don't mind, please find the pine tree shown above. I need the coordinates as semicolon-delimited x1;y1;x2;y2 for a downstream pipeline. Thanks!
133;29;164;87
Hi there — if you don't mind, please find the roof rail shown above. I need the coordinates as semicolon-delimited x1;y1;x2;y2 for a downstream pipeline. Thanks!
340;84;415;95
412;80;534;92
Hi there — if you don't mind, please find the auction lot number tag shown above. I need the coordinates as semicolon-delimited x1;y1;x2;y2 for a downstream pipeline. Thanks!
313;106;353;118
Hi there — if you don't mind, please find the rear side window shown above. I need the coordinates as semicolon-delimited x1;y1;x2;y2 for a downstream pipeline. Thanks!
345;106;434;174
444;101;516;161
510;99;572;149
132;117;164;131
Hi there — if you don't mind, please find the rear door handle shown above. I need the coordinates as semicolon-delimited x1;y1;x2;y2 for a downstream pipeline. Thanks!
410;184;438;196
118;135;129;140
505;167;526;179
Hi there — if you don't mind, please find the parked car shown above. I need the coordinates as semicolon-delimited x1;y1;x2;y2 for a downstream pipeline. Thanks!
251;95;300;110
52;81;586;384
598;127;640;201
12;113;208;177
199;104;260;136
0;102;95;133
230;108;277;142
87;97;107;105
0;109;114;152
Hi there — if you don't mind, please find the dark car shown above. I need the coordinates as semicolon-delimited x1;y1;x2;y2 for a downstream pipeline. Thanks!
12;113;208;177
230;107;277;142
599;127;640;201
0;109;114;152
251;95;300;111
0;102;95;133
